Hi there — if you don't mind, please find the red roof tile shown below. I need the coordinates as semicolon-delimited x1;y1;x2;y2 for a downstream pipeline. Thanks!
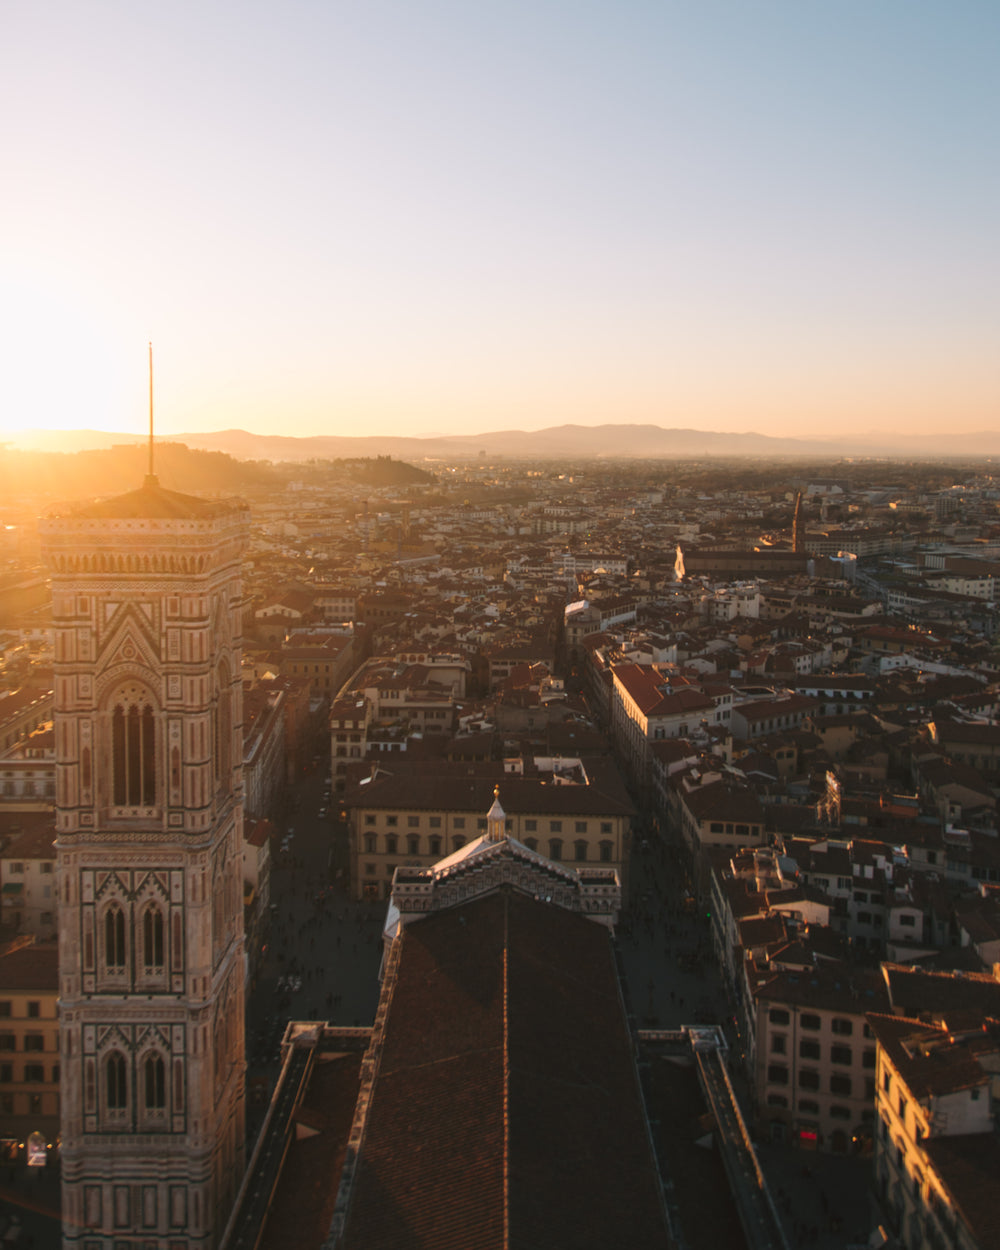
340;890;669;1250
0;942;58;990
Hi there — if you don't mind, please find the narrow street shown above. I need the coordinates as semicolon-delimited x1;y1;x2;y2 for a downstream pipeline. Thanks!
619;829;731;1032
244;767;383;1134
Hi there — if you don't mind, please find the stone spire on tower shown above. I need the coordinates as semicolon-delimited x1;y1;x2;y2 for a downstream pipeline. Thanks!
486;785;506;842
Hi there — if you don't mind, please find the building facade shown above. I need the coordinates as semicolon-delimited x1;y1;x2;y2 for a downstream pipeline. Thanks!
0;823;57;940
343;755;633;901
870;1009;1000;1250
0;941;60;1164
753;966;886;1154
40;478;250;1249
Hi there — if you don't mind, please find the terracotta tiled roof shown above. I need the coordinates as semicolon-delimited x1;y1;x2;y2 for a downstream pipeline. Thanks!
244;819;273;849
0;942;58;990
955;895;1000;945
931;720;1000;746
734;694;817;724
881;963;1000;1020
0;688;52;720
340;890;670;1250
346;759;634;819
1;822;56;859
756;963;888;1016
738;914;787;949
612;664;714;718
866;1013;993;1100
682;780;765;826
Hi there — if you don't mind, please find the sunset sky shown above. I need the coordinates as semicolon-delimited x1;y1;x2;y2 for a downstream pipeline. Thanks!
2;2;998;443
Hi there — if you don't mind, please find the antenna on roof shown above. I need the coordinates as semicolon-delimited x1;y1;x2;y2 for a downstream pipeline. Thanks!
145;341;158;487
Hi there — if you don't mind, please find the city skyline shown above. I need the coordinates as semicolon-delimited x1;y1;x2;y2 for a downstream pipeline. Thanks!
2;2;998;443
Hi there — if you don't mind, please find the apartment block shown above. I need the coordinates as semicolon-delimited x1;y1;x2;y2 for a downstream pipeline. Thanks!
344;755;633;901
0;820;57;940
0;941;60;1160
754;963;888;1153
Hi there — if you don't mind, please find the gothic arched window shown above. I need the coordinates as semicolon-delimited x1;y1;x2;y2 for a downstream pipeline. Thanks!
105;905;126;971
144;1054;165;1110
112;701;156;806
106;1051;127;1110
142;906;164;970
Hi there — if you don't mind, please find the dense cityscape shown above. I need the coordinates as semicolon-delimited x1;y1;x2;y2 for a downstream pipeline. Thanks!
1;446;999;1247
4;0;998;1242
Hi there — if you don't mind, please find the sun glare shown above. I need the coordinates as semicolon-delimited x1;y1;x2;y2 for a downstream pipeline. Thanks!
0;270;140;439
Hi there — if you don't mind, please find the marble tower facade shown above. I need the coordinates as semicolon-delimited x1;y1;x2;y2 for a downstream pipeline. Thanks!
39;478;250;1249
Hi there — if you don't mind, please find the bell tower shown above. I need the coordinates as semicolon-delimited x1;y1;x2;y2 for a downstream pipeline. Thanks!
40;476;250;1248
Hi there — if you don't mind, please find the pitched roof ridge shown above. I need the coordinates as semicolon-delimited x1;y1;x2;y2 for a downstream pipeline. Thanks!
432;834;583;888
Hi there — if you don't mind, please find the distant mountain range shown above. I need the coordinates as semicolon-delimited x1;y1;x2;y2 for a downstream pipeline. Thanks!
5;423;1000;462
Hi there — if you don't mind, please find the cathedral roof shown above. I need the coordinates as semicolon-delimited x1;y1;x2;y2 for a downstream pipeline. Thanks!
337;890;670;1250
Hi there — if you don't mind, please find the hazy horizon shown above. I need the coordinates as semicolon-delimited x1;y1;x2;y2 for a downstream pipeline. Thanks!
3;3;998;443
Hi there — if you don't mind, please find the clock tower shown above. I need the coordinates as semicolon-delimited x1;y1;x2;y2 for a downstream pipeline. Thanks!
40;475;250;1248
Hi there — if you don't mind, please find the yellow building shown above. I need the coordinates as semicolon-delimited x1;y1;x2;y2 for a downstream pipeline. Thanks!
344;755;634;901
0;940;59;1164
